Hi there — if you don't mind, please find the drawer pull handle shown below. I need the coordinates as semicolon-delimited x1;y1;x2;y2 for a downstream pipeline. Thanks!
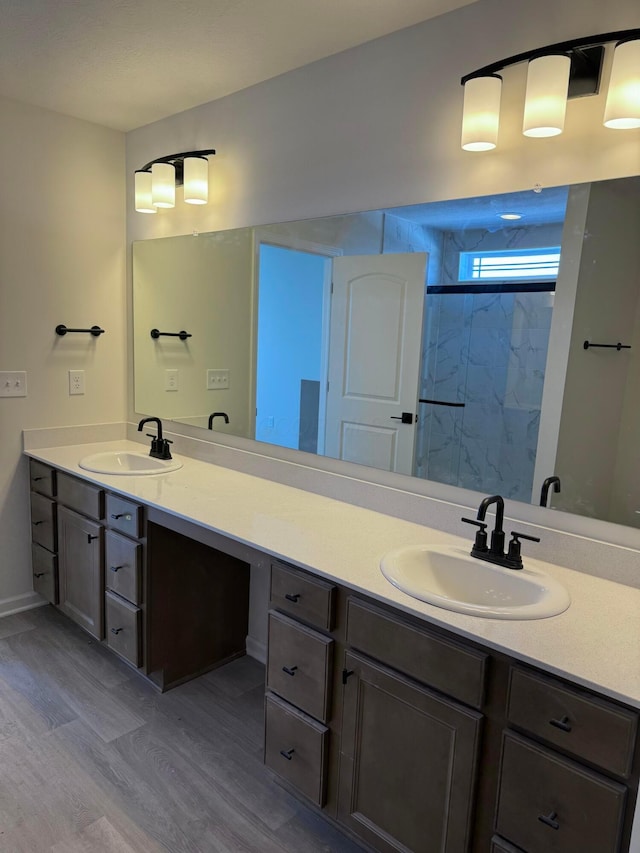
549;715;572;732
34;572;46;578
282;665;298;676
284;593;300;603
110;627;123;635
110;565;125;573
32;520;45;526
538;811;560;830
279;749;295;761
87;534;99;544
111;513;132;521
33;476;45;482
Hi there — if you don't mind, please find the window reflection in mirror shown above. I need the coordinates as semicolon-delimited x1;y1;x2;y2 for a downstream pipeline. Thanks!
133;176;640;529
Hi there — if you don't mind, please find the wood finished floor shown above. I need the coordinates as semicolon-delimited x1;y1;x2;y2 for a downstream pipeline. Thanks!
0;606;362;853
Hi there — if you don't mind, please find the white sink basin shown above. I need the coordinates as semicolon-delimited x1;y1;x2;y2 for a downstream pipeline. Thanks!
79;450;183;475
380;545;570;620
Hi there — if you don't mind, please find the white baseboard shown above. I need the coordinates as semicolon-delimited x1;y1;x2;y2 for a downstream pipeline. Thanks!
246;634;267;664
0;591;47;618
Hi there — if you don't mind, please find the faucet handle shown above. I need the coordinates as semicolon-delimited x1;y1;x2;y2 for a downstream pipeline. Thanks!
461;517;488;555
506;531;541;569
509;531;541;544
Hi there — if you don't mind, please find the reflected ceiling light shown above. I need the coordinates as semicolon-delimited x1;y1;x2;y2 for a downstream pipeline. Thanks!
499;213;523;220
460;29;640;151
133;149;216;213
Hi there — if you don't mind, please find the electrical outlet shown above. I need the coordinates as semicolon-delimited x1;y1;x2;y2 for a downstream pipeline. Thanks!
68;370;85;395
0;371;27;397
206;369;230;390
165;369;179;391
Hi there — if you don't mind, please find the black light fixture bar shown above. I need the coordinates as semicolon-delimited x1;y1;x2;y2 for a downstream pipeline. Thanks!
138;149;216;185
461;29;640;96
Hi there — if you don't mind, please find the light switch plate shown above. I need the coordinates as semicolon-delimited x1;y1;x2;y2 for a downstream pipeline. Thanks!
165;368;179;391
0;371;27;397
207;369;230;390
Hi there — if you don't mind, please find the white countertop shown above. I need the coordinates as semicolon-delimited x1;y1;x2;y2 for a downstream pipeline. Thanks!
26;440;640;709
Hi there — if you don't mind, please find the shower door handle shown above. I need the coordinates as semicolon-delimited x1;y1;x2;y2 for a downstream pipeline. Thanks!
390;412;416;424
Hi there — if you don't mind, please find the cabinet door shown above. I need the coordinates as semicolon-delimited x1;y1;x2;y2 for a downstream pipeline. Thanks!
338;650;482;853
57;506;104;639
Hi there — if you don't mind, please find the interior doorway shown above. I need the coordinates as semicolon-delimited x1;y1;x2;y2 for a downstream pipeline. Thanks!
255;242;333;452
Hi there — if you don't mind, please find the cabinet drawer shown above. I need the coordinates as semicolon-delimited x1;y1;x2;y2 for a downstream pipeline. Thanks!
29;460;56;497
265;692;328;807
495;733;626;853
266;611;333;723
57;472;104;521
346;598;487;709
491;838;523;852
508;667;638;778
105;531;142;605
270;561;335;631
31;543;58;604
105;591;141;667
106;494;144;539
30;492;57;552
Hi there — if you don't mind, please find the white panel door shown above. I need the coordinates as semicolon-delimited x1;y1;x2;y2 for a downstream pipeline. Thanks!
325;253;427;475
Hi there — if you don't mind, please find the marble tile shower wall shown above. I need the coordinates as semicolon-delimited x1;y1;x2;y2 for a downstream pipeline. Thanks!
415;291;553;501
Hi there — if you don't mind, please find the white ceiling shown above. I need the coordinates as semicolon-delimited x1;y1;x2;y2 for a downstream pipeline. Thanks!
0;0;477;132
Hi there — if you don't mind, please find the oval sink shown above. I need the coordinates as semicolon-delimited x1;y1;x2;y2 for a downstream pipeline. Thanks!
79;451;183;476
380;545;570;619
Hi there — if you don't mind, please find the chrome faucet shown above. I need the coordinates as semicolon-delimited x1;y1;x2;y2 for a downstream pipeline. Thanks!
137;417;173;460
462;494;539;570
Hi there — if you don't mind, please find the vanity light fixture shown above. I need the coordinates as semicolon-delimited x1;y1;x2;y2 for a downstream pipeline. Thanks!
134;149;216;213
461;29;640;151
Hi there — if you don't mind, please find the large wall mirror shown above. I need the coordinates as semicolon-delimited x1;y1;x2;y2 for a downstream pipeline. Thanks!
133;175;640;529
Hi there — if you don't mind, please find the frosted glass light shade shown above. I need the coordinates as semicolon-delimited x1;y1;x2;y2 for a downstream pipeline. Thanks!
604;40;640;129
461;75;502;151
151;162;175;208
134;171;157;214
523;54;571;137
183;156;208;204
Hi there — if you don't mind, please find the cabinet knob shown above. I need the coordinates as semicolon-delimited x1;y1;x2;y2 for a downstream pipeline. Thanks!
279;749;295;761
538;811;560;830
110;627;123;635
284;593;300;603
111;513;132;521
282;665;298;677
32;520;44;526
109;565;125;573
34;572;46;578
33;476;45;482
549;715;572;732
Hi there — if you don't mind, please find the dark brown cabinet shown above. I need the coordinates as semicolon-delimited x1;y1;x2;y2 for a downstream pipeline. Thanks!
265;560;337;808
57;505;104;639
27;461;640;853
29;460;58;604
495;732;627;853
338;649;482;853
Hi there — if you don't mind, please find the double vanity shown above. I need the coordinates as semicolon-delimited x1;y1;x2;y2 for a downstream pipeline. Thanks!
25;435;640;852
